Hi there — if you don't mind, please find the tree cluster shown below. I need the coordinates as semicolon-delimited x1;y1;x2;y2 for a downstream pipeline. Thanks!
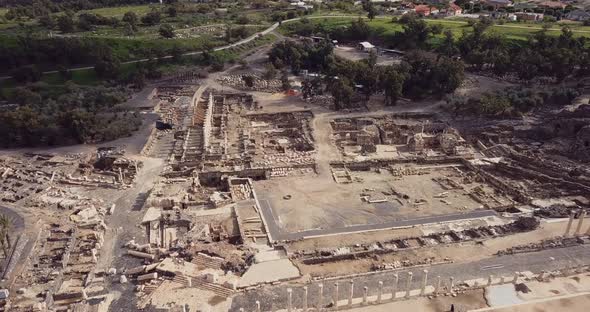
3;0;153;20
268;39;334;74
268;40;465;110
455;20;590;81
0;83;141;147
447;86;580;117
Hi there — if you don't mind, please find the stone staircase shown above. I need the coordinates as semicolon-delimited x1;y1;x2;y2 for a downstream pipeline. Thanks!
192;277;234;298
192;253;224;270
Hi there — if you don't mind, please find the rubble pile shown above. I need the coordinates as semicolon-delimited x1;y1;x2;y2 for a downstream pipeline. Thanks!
217;75;282;93
293;219;538;265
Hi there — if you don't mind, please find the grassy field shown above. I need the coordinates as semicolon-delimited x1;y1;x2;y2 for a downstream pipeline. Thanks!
78;4;155;17
0;33;277;94
283;16;590;41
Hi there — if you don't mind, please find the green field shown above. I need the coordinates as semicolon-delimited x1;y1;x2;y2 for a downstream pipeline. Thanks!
78;4;155;17
282;16;590;41
0;33;277;92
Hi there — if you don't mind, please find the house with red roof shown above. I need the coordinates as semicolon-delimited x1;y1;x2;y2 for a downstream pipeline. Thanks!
539;1;567;9
414;4;439;16
441;2;463;16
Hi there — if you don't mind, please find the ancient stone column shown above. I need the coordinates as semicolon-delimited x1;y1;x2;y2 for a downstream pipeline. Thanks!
421;270;428;295
186;275;192;287
405;272;413;298
318;283;324;310
348;280;354;307
435;276;442;294
377;281;383;303
287;288;293;312
538;271;546;280
362;286;368;305
575;210;587;236
513;272;519;284
391;273;399;300
449;277;455;292
488;275;493;286
565;210;575;237
303;286;308;311
333;283;339;309
256;301;261;312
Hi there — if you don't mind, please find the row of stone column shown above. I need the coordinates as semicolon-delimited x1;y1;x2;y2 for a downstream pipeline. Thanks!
564;209;590;237
239;268;580;312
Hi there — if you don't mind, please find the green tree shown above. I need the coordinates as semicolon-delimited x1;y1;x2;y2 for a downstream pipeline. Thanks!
58;66;73;81
379;66;406;106
57;13;75;33
437;30;459;57
12;65;42;83
159;24;176;38
123;22;136;36
122;11;138;29
362;0;377;20
141;11;161;26
95;57;121;79
263;63;277;80
167;6;178;18
281;70;291;91
328;77;354;110
0;215;11;257
38;14;56;29
302;77;323;99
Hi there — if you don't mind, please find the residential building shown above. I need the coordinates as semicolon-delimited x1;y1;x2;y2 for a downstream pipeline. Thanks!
565;9;590;21
414;4;439;16
515;12;544;21
482;0;512;9
539;1;567;9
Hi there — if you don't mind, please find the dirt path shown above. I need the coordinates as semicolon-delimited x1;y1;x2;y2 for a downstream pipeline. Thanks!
99;156;165;270
311;115;341;179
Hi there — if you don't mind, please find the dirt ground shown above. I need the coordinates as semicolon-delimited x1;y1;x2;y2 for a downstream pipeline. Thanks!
334;46;401;66
293;220;572;278
345;289;487;312
482;294;590;312
254;165;499;233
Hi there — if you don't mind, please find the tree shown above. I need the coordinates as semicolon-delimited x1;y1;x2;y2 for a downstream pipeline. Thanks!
95;57;121;79
243;75;255;88
0;215;11;257
328;77;354;110
122;11;138;29
12;65;42;83
58;66;73;81
39;14;56;29
171;45;183;63
236;15;250;25
379;66;406;106
347;18;371;41
362;0;377;20
159;24;175;38
281;70;291;92
302;77;323;99
141;11;161;26
167;6;178;18
57;13;75;33
402;51;464;98
225;24;233;42
123;22;136;36
263;64;277;80
437;30;459;57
